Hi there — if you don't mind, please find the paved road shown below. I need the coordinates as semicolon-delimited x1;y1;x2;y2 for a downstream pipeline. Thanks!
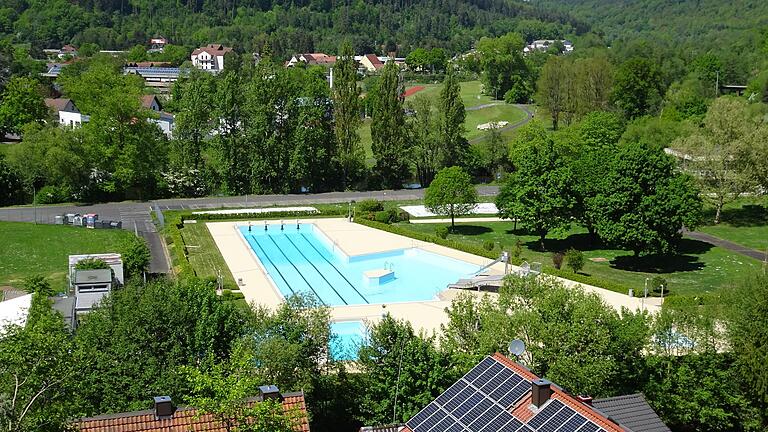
466;102;502;111
468;104;534;144
684;230;767;261
0;186;500;274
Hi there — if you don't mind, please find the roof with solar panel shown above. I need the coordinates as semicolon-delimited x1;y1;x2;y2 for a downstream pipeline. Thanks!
404;353;630;432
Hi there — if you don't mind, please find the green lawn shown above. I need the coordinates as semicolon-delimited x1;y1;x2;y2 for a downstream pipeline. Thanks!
698;200;768;252
396;221;761;296
0;221;133;292
359;80;526;158
405;81;497;108
177;221;237;289
465;104;527;140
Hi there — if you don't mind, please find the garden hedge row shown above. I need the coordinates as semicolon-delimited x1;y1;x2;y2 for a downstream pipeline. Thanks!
355;219;633;296
180;208;346;222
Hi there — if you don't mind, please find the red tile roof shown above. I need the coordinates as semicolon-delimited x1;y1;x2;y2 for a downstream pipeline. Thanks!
364;54;384;69
77;392;310;432
191;44;233;57
402;353;627;432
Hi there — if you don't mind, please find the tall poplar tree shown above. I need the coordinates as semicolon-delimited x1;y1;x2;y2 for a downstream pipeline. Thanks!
371;61;410;189
438;69;468;167
332;41;364;189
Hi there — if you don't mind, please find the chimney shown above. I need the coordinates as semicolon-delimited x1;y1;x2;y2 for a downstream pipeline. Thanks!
577;395;593;406
259;385;282;401
153;396;175;419
531;379;552;408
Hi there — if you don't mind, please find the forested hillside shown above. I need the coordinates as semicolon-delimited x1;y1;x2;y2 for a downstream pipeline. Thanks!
539;0;768;80
0;0;587;57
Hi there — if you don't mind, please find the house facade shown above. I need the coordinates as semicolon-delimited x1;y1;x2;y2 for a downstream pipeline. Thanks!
141;94;175;137
191;44;233;72
286;53;337;68
44;98;88;128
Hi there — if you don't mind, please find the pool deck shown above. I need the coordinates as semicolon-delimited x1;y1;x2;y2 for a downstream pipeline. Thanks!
206;218;660;335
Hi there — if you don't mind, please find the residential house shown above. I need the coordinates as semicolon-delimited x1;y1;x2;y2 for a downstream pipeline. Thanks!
44;98;88;128
286;53;337;68
592;394;671;432
524;39;574;54
141;94;175;137
191;44;233;72
403;353;670;432
148;37;168;53
359;54;385;72
77;386;311;431
58;44;78;59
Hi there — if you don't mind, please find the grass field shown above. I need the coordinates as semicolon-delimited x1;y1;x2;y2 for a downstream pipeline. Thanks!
177;221;238;288
698;199;768;253
0;221;133;292
395;221;761;296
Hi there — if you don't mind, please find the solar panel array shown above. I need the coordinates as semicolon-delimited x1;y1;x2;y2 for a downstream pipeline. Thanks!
406;357;607;432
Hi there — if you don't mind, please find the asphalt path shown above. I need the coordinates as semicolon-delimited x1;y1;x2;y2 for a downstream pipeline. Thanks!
0;186;500;274
684;230;767;261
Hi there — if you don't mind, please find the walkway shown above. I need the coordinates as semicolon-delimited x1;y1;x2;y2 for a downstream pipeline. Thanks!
684;230;766;261
410;217;504;224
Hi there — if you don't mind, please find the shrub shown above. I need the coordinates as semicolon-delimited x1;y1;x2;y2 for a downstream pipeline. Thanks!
565;248;585;273
23;274;56;296
75;258;110;270
652;276;669;295
435;225;449;239
35;185;71;204
357;199;384;213
374;211;392;224
483;240;495;251
552;252;565;270
120;236;151;280
511;239;523;259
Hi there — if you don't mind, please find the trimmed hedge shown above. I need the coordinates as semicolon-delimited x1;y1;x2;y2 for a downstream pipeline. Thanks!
163;214;195;278
181;208;346;222
356;219;633;296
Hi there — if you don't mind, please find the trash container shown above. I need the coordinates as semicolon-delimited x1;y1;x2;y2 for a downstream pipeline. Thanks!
54;215;64;225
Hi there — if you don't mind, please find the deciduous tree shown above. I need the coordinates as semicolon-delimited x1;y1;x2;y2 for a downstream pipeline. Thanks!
591;143;702;255
0;77;47;135
424;166;478;230
497;137;575;249
673;97;758;223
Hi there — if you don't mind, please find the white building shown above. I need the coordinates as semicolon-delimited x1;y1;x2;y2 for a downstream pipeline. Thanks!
191;44;233;72
524;39;574;54
141;95;175;138
0;293;33;334
45;98;89;128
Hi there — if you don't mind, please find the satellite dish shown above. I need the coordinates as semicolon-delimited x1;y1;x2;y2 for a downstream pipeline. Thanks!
508;339;526;356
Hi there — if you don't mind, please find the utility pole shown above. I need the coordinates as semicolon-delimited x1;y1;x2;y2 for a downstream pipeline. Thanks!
715;70;719;96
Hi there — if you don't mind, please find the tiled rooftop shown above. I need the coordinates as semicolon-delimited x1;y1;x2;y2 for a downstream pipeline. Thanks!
77;392;310;432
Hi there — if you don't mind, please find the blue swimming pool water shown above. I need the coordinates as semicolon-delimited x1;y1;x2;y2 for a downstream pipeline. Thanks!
330;321;366;360
239;224;479;306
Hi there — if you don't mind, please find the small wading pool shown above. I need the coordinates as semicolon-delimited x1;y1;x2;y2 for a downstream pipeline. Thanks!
330;321;366;360
239;223;480;306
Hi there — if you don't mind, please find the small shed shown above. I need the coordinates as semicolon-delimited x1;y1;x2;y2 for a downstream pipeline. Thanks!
73;269;113;314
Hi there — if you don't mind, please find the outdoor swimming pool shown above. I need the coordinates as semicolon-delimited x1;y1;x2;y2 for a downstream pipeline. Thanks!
239;223;480;306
